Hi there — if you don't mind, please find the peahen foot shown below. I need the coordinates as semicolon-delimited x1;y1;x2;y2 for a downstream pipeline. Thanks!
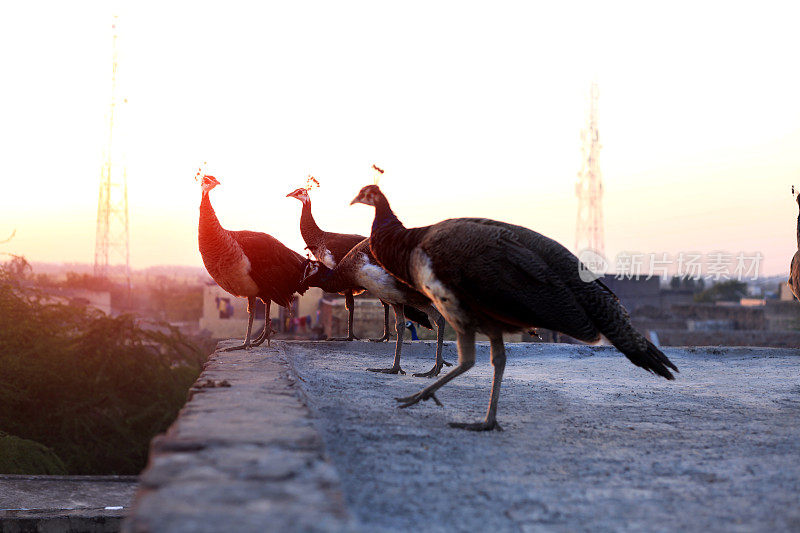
327;335;360;341
412;359;453;378
367;366;406;375
449;420;503;432
395;389;443;408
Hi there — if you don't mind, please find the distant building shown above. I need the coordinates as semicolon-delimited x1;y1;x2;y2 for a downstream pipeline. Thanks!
764;300;800;332
41;287;112;315
199;284;254;339
599;276;699;312
780;281;795;302
196;276;800;347
199;282;323;340
318;294;386;339
586;276;800;347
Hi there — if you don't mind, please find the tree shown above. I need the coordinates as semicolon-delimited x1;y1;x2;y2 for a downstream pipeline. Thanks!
0;261;208;474
3;255;29;279
694;280;747;303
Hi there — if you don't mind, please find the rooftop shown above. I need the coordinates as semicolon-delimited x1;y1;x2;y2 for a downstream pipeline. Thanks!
123;340;800;532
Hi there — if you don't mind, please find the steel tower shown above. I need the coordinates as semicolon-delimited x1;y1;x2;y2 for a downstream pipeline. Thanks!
575;81;605;257
94;15;131;288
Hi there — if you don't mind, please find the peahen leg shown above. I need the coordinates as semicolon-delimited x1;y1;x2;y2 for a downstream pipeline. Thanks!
396;329;475;408
252;300;274;347
328;291;360;341
449;334;506;432
368;304;406;375
369;301;392;342
223;296;256;351
413;311;452;378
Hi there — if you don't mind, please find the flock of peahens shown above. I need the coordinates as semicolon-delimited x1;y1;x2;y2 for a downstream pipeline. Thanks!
197;170;682;431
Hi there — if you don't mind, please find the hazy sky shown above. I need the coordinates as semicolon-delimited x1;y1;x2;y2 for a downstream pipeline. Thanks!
1;1;798;277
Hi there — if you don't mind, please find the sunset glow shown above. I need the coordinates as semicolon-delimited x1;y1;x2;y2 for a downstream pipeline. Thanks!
1;1;798;276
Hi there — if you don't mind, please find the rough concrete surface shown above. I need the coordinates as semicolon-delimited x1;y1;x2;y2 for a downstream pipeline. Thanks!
0;475;137;511
285;340;800;533
121;342;355;533
0;475;136;533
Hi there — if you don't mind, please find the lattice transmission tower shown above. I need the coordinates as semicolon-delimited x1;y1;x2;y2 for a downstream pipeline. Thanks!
575;81;605;257
94;15;131;289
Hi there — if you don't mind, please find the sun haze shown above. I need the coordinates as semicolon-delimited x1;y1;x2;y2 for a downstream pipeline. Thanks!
0;1;798;276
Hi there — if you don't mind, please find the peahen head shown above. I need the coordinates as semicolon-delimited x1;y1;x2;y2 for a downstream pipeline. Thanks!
286;188;310;204
300;259;334;287
200;175;220;194
301;260;320;283
350;184;384;207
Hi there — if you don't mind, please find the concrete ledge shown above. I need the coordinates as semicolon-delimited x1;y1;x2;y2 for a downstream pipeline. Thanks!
0;510;125;533
0;475;136;533
122;342;355;533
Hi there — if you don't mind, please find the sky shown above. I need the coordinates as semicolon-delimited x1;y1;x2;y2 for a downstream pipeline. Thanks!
1;1;799;278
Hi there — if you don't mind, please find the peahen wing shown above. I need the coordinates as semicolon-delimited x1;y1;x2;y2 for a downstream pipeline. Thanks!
323;233;368;264
420;219;599;341
232;230;306;309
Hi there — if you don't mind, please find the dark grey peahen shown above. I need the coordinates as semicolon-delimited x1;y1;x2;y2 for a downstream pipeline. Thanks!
351;184;678;431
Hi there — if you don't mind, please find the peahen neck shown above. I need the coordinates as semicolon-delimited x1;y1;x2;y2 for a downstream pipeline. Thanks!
299;199;325;249
199;191;224;236
198;191;235;261
307;264;350;294
368;195;417;284
371;197;405;239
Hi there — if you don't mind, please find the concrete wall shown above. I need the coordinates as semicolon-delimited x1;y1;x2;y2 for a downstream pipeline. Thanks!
0;475;137;532
121;342;355;533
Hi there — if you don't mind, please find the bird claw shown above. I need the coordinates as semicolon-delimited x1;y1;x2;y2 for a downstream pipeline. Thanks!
412;359;453;378
221;343;251;352
395;390;442;408
368;334;391;342
367;367;406;375
251;328;275;348
326;336;358;342
448;420;503;432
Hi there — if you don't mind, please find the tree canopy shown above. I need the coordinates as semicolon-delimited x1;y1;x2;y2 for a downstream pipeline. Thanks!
0;260;208;474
